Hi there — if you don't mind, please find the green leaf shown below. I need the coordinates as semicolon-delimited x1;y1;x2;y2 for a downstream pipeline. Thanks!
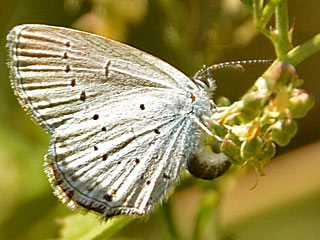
57;213;132;240
159;202;180;240
192;191;219;240
241;0;253;13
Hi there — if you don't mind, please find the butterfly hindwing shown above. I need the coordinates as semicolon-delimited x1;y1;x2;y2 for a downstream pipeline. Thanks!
7;24;212;217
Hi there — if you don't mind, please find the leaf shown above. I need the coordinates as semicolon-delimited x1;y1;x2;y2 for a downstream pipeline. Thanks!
241;0;253;13
192;191;219;240
56;213;132;240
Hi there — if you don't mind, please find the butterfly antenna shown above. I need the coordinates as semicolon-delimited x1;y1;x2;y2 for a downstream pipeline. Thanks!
192;59;273;90
207;59;273;72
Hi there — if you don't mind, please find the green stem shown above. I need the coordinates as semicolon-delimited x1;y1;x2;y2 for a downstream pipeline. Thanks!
285;33;320;66
253;0;272;40
251;0;320;66
192;190;219;240
274;0;292;58
260;0;281;28
160;202;180;240
252;0;263;23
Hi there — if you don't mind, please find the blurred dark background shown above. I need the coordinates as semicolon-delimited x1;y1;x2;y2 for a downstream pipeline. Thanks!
0;1;319;239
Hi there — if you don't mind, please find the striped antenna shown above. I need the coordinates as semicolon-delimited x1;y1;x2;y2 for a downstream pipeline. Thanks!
192;59;273;90
207;59;273;71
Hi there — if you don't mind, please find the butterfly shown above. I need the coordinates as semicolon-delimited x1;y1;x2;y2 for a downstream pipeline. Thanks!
7;24;230;219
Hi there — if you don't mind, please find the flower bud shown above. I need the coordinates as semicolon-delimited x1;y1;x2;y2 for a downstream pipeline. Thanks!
288;89;315;118
216;96;231;106
221;135;242;164
257;140;276;161
240;137;263;160
264;62;297;90
271;119;298;146
238;93;265;123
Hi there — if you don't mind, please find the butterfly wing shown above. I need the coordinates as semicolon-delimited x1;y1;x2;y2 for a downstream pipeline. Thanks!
7;24;211;217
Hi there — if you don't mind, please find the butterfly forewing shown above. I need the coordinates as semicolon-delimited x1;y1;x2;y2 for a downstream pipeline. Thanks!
7;24;211;217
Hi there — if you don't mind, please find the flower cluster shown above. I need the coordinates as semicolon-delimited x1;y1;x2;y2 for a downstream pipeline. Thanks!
208;62;314;173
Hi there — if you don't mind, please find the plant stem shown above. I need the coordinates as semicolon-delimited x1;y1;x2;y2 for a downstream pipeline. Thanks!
252;0;263;22
253;0;272;41
274;0;292;58
261;0;281;29
285;33;320;66
192;190;219;240
160;202;180;240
